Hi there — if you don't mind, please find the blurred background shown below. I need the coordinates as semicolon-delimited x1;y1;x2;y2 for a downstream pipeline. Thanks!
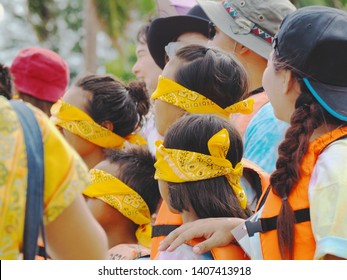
0;0;346;83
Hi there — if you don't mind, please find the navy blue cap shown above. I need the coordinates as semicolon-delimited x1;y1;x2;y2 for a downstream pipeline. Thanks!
275;6;347;121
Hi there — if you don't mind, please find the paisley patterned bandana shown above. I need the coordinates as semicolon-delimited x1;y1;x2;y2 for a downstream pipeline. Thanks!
50;99;146;148
154;128;247;209
151;76;254;118
83;169;152;248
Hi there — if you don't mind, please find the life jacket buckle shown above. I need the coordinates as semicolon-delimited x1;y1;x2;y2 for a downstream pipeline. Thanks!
245;219;263;237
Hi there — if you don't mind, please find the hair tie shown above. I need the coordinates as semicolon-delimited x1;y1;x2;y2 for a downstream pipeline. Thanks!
282;195;288;201
202;47;211;55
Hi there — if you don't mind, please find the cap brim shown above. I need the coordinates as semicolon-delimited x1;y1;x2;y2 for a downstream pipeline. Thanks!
147;15;209;69
197;0;271;59
304;78;347;121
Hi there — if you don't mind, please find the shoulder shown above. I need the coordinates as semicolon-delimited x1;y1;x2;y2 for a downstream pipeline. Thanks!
316;138;347;172
250;102;277;123
0;97;20;131
310;138;347;190
246;103;289;137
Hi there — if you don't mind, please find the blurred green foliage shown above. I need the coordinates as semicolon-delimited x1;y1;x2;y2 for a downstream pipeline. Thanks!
93;0;155;81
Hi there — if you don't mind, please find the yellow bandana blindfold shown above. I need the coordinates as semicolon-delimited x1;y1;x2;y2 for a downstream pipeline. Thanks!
50;99;146;148
154;128;247;209
151;76;254;118
83;169;152;248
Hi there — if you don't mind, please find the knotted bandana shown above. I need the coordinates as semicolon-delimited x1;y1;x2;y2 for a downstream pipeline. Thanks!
154;128;247;209
83;169;152;248
151;76;254;118
50;99;146;148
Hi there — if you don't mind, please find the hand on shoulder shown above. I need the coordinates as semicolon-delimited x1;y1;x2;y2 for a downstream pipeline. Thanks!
158;217;244;255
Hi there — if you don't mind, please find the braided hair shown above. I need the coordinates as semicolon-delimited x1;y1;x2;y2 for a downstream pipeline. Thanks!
270;54;346;259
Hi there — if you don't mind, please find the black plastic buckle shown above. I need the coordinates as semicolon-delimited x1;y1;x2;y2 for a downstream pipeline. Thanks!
245;220;263;237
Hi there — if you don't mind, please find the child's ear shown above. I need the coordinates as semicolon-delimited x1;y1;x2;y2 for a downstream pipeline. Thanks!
282;71;301;107
283;70;299;96
101;120;114;131
239;44;250;55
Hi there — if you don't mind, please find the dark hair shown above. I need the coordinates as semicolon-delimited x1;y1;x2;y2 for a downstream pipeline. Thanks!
18;93;54;116
105;147;160;215
75;74;150;137
136;20;151;45
173;45;249;107
0;63;13;100
163;114;252;219
270;54;347;259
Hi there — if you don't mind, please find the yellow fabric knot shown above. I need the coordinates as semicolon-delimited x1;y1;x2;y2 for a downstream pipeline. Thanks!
83;169;152;248
151;76;254;118
154;128;247;209
50;99;146;148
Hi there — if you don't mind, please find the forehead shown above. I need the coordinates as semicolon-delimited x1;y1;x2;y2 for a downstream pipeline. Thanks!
62;85;92;112
161;56;183;81
135;42;149;53
94;159;120;178
176;32;208;45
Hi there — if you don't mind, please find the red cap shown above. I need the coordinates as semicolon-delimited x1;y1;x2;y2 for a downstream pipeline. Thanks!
10;47;69;102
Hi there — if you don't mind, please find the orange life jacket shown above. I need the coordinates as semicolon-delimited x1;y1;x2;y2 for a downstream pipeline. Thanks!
252;127;347;259
150;200;182;260
186;239;249;260
150;159;270;259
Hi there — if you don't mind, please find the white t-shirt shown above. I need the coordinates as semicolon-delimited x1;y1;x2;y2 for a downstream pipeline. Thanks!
234;137;347;260
309;138;347;259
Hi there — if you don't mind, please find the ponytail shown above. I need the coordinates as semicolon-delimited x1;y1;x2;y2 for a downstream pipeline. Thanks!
127;80;150;127
76;74;149;137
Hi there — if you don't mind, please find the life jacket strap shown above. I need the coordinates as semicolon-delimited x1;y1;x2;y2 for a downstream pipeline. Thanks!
246;208;310;237
152;225;180;238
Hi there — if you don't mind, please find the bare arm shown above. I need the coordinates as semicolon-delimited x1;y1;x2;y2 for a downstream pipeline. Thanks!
158;217;244;254
107;244;150;260
323;254;345;260
45;195;108;260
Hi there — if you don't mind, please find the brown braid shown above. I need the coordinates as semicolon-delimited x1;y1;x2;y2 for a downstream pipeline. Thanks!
269;50;346;258
269;17;347;255
270;89;325;259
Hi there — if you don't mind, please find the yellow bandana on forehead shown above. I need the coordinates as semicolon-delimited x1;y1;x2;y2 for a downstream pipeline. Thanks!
50;99;146;148
154;129;247;209
151;76;254;118
83;169;152;248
